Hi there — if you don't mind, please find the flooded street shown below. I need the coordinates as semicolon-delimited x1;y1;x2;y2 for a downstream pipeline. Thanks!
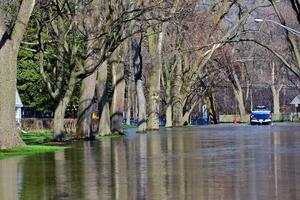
1;124;300;200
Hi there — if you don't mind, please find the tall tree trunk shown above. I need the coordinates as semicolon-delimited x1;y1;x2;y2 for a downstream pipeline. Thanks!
233;89;246;122
165;79;172;128
172;55;183;126
111;59;125;134
53;75;77;140
126;58;134;126
272;87;281;116
132;37;147;132
230;67;247;122
0;0;35;149
136;80;147;132
76;72;97;139
181;99;202;125
271;62;283;117
126;81;132;126
76;5;99;139
0;46;24;148
97;62;111;136
208;91;218;124
146;28;164;130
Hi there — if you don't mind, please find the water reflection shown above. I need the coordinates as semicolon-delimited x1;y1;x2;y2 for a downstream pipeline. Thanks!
1;124;300;199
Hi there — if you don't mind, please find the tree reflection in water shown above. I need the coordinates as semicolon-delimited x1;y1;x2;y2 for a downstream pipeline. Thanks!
1;125;300;200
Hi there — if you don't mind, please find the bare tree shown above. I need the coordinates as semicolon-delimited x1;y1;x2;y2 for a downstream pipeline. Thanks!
36;0;145;140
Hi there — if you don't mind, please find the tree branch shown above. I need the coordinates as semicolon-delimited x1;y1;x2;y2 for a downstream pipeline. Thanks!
11;0;36;49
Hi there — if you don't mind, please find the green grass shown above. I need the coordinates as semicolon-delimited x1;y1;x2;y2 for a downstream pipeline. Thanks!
123;124;137;128
21;132;53;144
292;118;300;123
0;145;66;160
96;133;123;141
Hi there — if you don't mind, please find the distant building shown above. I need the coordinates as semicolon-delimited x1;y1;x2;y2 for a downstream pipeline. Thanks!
290;95;300;107
16;90;23;125
290;95;300;118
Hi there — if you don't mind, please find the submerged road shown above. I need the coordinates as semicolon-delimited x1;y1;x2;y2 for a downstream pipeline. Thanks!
1;123;300;200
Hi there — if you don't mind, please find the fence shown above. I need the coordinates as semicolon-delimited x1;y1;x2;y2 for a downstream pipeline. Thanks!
21;118;77;134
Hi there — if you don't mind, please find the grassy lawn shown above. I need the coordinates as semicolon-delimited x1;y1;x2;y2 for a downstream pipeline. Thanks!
0;132;67;160
0;145;66;160
21;132;53;144
96;133;123;141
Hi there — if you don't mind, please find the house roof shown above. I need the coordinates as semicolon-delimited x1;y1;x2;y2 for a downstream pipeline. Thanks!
290;95;300;105
16;90;23;107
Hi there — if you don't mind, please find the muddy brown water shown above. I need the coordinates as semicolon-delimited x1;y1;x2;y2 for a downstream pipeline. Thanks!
1;124;300;200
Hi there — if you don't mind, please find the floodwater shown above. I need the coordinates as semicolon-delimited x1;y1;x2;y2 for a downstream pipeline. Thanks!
1;124;300;200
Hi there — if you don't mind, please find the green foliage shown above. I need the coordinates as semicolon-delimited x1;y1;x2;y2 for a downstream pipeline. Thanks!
21;132;53;144
0;145;66;160
17;49;55;111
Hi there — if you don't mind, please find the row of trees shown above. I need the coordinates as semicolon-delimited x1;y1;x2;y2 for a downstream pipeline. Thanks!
1;0;300;148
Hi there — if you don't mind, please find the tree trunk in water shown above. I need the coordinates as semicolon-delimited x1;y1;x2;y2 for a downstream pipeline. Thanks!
233;89;247;122
53;99;68;140
172;56;183;127
273;90;280;115
230;68;246;122
111;60;125;134
0;45;24;149
181;98;202;125
204;91;218;124
181;110;190;126
165;105;172;128
53;75;77;140
271;85;282;117
126;93;131;126
136;80;147;132
271;63;283;118
76;72;97;139
146;29;164;131
209;92;218;124
173;103;183;126
99;104;111;136
165;77;172;128
132;37;147;132
126;53;134;126
97;62;111;136
76;7;99;139
0;0;35;149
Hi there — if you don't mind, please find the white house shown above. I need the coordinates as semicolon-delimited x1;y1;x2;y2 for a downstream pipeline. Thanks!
16;90;23;125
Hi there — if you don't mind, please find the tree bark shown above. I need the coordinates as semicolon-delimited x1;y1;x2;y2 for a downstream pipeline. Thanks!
0;45;24;148
172;55;183;126
53;73;77;140
76;2;99;139
229;66;247;122
270;62;283;117
233;89;246;122
97;62;111;136
126;79;132;126
136;80;147;132
146;26;164;130
132;37;147;132
165;79;172;128
111;59;125;134
271;87;281;115
76;72;97;139
0;0;35;149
